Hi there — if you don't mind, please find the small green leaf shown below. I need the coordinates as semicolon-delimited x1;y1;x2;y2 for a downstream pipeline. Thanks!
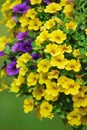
80;48;86;55
5;46;10;54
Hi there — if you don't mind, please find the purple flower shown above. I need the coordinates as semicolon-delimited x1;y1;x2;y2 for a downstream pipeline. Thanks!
31;53;42;60
25;0;30;4
6;61;19;76
17;32;28;41
0;51;5;56
13;3;29;14
11;42;19;52
18;40;32;53
43;0;51;4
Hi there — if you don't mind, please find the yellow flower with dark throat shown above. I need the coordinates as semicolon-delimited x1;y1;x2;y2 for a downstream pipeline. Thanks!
27;72;39;87
37;59;51;72
51;54;67;69
23;98;34;113
65;21;77;30
65;59;81;72
44;3;62;13
28;18;42;31
49;30;67;44
44;43;62;56
40;101;53;119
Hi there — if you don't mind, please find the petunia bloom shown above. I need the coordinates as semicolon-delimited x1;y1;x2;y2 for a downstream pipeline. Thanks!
11;42;19;52
25;0;30;4
18;40;32;53
6;61;20;76
0;51;5;56
13;3;29;14
31;53;42;60
17;32;28;41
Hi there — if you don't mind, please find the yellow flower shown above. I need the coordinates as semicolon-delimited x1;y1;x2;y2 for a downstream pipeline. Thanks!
27;72;39;87
32;85;45;100
67;110;81;126
85;28;87;35
63;3;74;17
1;0;11;12
62;79;80;95
54;17;63;25
58;75;69;85
35;106;42;120
73;92;87;107
73;49;81;57
35;30;49;45
44;94;58;102
9;0;21;9
60;44;72;53
10;75;25;93
10;80;20;93
23;98;34;113
40;101;53;118
77;106;87;116
48;69;59;79
44;18;55;30
6;19;16;29
44;3;62;13
44;43;62;56
19;14;29;27
19;65;28;76
46;82;59;97
28;18;42;31
0;36;8;51
60;0;68;6
65;59;81;72
16;53;31;68
37;59;50;73
37;6;43;12
49;30;67;44
81;115;87;125
0;68;7;77
65;21;77;30
39;72;51;86
51;54;67;69
30;0;42;5
0;82;9;92
26;8;37;19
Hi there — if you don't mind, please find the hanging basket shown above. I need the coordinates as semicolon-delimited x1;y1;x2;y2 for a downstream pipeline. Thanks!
0;0;87;130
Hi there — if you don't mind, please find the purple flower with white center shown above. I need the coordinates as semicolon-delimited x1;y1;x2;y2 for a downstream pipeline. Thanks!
11;42;19;52
17;32;28;41
31;53;42;60
0;51;5;56
13;3;29;14
6;61;19;76
43;0;51;4
18;40;32;53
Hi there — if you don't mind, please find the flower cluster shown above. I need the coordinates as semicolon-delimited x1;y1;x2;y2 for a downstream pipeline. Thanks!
0;0;87;129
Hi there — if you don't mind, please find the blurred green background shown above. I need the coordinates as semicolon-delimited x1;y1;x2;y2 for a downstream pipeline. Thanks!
0;2;87;130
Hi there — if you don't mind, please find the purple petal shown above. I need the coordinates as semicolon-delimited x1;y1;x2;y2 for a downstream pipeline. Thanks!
13;3;29;14
17;32;28;41
0;51;5;56
6;61;19;76
11;42;19;52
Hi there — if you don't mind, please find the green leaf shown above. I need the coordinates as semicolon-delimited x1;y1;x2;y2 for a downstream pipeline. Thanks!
5;46;10;54
79;48;86;55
